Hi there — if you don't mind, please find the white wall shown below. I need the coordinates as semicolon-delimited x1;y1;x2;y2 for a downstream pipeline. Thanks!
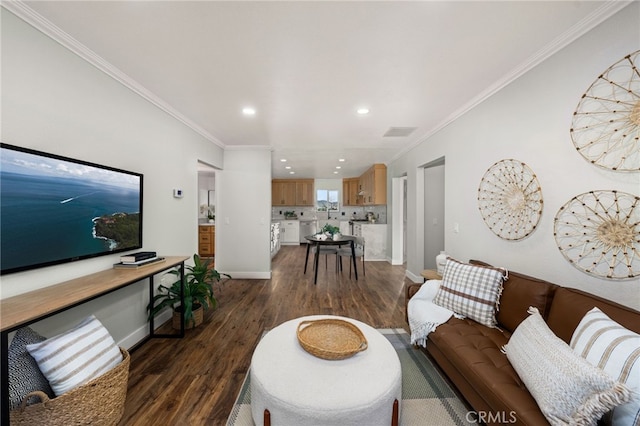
1;10;225;345
388;4;640;309
215;148;272;279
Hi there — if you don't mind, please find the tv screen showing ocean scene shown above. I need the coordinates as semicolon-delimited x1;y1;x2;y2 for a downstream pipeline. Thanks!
0;143;143;274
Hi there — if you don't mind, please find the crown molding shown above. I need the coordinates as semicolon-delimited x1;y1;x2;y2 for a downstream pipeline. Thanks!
1;0;226;149
225;145;272;151
390;0;633;164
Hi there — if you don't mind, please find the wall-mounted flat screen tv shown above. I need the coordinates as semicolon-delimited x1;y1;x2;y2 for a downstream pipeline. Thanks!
1;143;143;275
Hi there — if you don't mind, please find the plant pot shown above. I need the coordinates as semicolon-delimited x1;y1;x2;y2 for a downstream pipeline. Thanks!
172;303;204;330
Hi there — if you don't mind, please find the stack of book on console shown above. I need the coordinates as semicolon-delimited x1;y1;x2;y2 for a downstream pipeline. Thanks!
114;251;164;269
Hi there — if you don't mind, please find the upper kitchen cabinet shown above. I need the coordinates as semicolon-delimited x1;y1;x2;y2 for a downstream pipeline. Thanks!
295;179;314;206
272;179;314;206
362;164;387;205
343;177;360;206
272;180;296;206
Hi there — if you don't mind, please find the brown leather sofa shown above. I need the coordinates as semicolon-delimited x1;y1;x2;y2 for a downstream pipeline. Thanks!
405;262;640;425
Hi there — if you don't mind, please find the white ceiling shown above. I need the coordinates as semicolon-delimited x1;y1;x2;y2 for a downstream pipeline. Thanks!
12;1;624;178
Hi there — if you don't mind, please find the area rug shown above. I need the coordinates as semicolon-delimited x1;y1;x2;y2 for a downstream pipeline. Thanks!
226;328;474;425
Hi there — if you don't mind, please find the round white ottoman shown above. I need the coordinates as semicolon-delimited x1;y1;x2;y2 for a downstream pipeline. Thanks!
250;315;402;426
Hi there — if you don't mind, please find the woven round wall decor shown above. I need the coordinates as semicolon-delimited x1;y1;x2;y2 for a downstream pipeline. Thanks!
570;50;640;172
477;159;543;240
554;190;640;279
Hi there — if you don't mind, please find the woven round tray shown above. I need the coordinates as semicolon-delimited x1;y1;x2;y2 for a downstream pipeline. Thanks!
296;319;368;360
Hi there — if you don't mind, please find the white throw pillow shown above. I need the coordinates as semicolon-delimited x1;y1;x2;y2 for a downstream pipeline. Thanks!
504;307;630;426
571;307;640;426
26;315;123;396
433;258;506;327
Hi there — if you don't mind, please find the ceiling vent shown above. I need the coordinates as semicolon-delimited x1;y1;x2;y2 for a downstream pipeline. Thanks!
383;127;417;137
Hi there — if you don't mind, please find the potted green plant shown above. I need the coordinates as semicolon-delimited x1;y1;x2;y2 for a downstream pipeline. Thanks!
321;224;340;235
147;254;231;329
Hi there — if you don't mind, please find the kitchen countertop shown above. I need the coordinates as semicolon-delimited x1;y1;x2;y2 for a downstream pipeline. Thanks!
271;217;386;224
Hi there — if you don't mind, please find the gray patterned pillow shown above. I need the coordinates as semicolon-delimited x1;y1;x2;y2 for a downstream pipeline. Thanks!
8;327;54;410
433;258;507;327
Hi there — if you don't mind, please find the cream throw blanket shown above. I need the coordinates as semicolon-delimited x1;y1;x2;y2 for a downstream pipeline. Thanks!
408;280;462;347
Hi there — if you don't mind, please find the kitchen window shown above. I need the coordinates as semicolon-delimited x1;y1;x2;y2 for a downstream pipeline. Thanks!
316;189;339;211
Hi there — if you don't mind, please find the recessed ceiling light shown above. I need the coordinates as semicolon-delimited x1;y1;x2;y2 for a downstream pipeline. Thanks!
280;159;287;162
357;108;370;115
333;171;339;174
336;166;341;169
338;158;346;162
289;171;295;175
242;107;256;116
285;166;292;169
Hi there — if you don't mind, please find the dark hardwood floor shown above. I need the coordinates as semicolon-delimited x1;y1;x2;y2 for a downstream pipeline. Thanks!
120;244;411;425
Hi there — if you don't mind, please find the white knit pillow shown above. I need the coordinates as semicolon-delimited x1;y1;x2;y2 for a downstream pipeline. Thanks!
571;307;640;426
433;258;506;327
26;315;123;396
504;307;630;425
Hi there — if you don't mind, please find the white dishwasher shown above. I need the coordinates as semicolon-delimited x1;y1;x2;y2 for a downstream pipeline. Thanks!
299;220;317;242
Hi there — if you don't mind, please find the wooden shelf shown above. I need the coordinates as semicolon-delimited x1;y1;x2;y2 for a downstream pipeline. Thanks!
1;256;188;333
1;255;189;423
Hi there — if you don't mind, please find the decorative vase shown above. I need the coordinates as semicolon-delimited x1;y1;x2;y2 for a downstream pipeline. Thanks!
436;251;448;276
172;304;204;330
333;233;341;240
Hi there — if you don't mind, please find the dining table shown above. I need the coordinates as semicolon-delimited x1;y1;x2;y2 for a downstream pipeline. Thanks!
304;234;358;284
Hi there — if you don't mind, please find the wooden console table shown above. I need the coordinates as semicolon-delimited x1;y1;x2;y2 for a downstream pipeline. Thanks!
0;255;188;425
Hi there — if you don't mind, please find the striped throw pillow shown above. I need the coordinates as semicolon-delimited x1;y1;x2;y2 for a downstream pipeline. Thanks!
26;315;123;396
433;258;507;327
571;307;640;426
505;307;631;425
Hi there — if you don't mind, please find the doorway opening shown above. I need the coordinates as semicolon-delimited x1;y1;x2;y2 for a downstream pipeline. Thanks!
197;161;218;261
423;157;445;270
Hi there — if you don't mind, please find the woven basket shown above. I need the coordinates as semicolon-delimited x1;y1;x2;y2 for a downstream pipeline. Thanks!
172;303;204;330
296;319;368;360
10;347;130;426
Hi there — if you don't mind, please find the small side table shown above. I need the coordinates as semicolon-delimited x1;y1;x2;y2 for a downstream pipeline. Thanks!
420;269;442;282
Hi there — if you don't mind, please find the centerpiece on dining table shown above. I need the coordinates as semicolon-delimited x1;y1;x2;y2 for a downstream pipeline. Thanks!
316;224;341;240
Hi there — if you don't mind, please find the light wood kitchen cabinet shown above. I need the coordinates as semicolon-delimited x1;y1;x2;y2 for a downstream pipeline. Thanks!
198;225;215;258
272;179;314;206
295;179;314;206
361;164;387;205
272;180;296;206
343;177;360;206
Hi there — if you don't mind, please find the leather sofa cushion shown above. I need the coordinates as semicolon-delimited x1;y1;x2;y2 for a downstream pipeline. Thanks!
496;271;558;333
469;260;558;333
547;287;640;344
429;318;548;425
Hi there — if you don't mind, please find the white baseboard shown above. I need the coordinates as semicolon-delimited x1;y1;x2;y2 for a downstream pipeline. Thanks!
117;309;172;350
225;271;272;279
405;270;423;283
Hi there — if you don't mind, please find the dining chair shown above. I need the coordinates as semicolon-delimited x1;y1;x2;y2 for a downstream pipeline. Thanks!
311;244;339;270
336;236;365;278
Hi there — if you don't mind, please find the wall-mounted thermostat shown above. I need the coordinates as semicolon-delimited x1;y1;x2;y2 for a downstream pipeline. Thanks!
173;189;184;198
